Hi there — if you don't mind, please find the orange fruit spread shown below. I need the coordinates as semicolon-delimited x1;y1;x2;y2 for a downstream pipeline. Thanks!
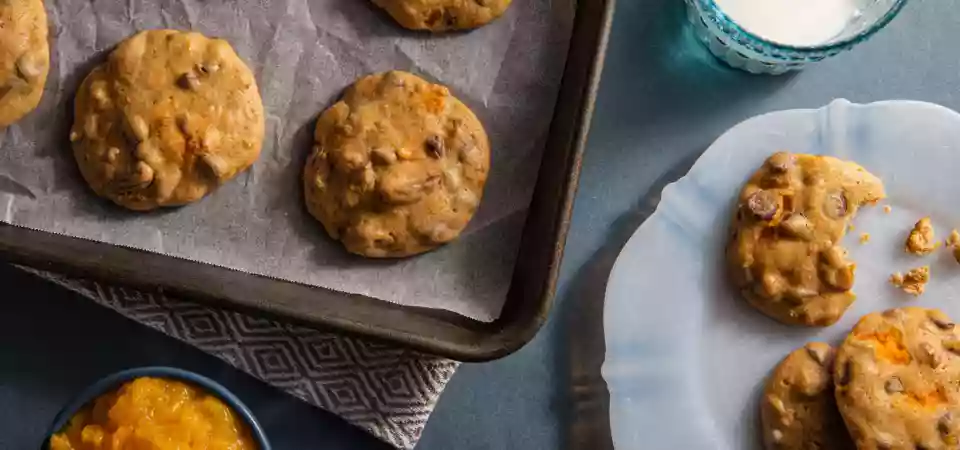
906;388;948;410
855;329;912;365
49;377;257;450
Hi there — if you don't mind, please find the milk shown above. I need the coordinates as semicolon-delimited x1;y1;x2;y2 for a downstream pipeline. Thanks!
712;0;861;46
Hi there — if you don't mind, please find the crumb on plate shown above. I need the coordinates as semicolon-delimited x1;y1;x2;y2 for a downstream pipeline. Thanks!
948;229;960;247
948;229;960;264
883;205;892;214
890;266;930;296
859;233;870;244
905;217;937;255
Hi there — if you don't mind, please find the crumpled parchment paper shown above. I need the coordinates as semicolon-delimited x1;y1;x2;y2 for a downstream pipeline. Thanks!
0;0;575;321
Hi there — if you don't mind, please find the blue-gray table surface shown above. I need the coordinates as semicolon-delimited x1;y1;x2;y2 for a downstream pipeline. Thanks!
3;0;956;448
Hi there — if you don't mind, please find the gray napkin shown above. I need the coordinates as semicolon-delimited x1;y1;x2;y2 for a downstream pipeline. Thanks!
23;267;459;450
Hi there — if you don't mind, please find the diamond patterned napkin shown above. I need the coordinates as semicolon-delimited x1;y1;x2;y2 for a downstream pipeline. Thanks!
22;267;459;449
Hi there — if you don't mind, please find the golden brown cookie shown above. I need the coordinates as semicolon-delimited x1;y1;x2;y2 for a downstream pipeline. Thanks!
303;71;490;258
70;30;264;211
0;0;49;127
371;0;512;31
727;152;885;326
761;343;854;450
835;308;960;450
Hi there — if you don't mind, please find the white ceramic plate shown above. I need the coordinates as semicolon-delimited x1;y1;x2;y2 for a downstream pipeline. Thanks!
602;99;960;449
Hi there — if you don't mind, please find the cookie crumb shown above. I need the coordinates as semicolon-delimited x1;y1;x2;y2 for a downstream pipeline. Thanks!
883;205;892;214
948;229;960;265
859;233;870;244
848;224;856;232
905;217;937;255
890;272;904;285
890;266;930;296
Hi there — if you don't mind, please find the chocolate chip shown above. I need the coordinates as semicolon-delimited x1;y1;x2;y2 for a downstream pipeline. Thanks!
884;377;904;394
425;135;445;159
940;413;953;436
177;71;200;90
766;152;794;172
823;191;848;218
932;317;955;331
444;11;457;26
746;190;779;221
943;340;960;356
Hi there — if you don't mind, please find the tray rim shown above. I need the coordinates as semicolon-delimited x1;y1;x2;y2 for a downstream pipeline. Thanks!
0;0;615;362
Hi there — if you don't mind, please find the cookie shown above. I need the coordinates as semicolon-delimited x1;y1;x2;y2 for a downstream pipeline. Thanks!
761;343;853;450
303;71;490;258
371;0;512;31
835;308;960;449
0;0;49;127
70;30;264;211
727;152;885;326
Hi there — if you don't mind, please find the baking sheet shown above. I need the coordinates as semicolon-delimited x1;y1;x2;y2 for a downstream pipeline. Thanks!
603;100;960;449
0;0;575;321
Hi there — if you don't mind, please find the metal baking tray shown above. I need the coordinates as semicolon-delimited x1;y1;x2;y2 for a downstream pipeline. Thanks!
0;0;614;362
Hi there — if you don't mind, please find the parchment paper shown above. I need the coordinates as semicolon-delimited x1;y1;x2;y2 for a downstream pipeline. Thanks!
0;0;575;321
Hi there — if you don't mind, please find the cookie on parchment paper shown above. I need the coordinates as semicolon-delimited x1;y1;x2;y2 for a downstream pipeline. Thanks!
835;307;960;450
727;152;885;327
70;30;264;211
761;342;854;450
303;71;490;258
371;0;513;31
0;0;49;127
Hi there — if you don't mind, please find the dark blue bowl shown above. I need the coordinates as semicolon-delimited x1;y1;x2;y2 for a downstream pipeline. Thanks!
42;367;271;450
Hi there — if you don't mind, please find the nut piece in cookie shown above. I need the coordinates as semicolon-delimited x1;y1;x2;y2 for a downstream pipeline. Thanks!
70;30;264;211
890;266;930;296
303;71;490;258
905;217;937;255
835;308;960;450
371;0;513;31
0;0;49;127
726;152;885;327
761;343;854;450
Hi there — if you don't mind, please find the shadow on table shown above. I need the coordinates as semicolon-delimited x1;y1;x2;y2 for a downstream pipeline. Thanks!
0;264;391;450
556;145;702;450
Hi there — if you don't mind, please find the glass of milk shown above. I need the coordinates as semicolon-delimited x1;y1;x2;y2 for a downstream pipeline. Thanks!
685;0;908;74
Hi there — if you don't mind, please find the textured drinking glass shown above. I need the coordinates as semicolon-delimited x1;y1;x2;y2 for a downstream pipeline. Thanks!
685;0;908;75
